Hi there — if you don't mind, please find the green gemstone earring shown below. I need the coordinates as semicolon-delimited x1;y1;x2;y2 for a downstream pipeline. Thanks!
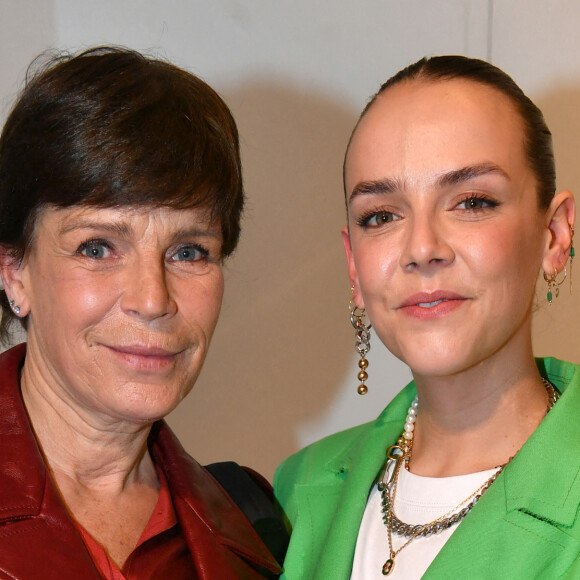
544;266;567;304
569;225;575;294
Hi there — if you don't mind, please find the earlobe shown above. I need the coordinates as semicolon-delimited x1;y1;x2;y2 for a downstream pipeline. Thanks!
0;247;30;317
342;227;365;309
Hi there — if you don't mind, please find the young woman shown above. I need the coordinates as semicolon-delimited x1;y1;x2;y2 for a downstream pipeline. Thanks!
275;56;579;579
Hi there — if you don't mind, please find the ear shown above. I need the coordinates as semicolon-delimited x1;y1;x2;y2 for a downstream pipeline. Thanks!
0;247;30;318
342;226;365;309
542;190;576;276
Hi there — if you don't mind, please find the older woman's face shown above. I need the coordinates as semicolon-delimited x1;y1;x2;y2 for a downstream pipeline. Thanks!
343;79;549;378
15;205;224;423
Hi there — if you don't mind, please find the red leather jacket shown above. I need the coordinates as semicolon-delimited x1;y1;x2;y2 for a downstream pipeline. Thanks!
0;344;280;579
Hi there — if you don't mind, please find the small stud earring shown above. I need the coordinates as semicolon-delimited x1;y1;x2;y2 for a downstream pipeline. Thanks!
8;300;20;315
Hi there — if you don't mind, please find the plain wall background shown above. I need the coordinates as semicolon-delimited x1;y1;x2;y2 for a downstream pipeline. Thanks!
1;0;579;479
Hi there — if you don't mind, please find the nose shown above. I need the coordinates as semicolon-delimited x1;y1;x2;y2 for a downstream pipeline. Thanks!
399;214;455;273
120;257;177;321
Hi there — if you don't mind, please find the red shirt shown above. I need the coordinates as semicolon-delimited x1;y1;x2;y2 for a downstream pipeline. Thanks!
75;469;198;579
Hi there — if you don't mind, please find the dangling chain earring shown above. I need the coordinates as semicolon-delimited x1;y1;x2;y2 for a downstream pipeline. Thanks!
569;225;575;294
349;287;371;395
544;265;566;304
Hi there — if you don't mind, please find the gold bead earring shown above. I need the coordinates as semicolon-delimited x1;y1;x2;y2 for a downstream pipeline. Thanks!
349;287;371;395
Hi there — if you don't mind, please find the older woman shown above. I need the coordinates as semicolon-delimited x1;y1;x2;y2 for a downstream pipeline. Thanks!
0;47;281;579
275;56;580;578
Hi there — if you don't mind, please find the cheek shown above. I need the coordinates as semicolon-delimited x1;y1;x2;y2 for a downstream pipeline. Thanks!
466;222;542;282
353;239;399;295
30;267;119;336
59;274;118;314
178;274;224;334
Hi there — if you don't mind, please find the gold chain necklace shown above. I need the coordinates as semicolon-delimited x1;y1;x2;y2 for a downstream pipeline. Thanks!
379;378;559;576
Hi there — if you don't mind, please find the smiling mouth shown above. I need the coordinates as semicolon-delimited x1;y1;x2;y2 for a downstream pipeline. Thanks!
110;346;179;358
398;292;468;319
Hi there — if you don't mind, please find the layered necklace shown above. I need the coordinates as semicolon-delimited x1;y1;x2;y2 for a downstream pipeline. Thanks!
378;378;559;576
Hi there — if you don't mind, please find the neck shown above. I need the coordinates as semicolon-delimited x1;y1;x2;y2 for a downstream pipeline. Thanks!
407;342;548;477
20;355;157;494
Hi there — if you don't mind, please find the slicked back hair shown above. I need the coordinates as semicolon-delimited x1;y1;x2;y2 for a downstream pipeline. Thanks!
344;55;555;209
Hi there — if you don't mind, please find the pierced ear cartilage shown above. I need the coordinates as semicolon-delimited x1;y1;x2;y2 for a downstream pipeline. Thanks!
569;225;575;294
349;288;371;395
8;300;20;316
544;265;567;304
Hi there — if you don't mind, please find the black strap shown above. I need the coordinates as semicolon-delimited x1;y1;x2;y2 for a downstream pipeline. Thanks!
205;461;289;575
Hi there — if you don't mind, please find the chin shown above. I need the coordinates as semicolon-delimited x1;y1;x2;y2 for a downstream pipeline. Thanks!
391;344;475;379
111;384;190;424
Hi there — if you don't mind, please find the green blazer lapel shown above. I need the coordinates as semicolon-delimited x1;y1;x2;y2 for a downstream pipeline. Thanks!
310;419;401;577
425;360;580;579
284;385;416;579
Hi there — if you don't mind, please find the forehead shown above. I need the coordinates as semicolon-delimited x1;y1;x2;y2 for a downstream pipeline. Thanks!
345;78;528;194
31;204;222;242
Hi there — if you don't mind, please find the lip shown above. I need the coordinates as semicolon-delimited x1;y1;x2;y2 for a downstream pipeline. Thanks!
397;290;468;320
108;344;180;357
104;344;185;371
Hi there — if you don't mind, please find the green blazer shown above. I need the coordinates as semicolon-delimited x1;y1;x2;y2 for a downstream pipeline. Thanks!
274;358;580;579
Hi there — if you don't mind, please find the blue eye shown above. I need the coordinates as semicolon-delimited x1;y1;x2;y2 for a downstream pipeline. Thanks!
78;241;111;258
172;245;208;262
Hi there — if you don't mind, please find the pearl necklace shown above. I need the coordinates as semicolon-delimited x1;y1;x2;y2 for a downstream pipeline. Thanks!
378;378;559;576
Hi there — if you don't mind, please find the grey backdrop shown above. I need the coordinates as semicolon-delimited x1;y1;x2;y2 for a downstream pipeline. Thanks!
1;0;579;479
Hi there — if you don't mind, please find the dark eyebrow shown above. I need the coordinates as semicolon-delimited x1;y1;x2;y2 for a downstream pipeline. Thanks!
348;163;508;205
436;163;509;188
348;177;404;204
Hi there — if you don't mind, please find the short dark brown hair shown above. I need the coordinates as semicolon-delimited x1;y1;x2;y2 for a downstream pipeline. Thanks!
345;55;555;209
0;46;244;339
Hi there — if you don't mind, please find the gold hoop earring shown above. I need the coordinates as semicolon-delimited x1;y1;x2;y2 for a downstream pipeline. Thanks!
349;289;371;395
544;265;567;304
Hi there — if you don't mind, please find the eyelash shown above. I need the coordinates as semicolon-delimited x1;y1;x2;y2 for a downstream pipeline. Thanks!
355;209;400;229
455;194;499;211
76;238;113;258
76;240;212;263
170;244;210;262
355;194;499;229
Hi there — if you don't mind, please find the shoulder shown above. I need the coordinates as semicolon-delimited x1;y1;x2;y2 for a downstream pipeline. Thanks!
274;381;416;505
274;421;373;493
536;356;580;393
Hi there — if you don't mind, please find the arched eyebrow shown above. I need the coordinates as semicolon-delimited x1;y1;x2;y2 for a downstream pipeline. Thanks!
348;176;404;203
436;163;509;188
348;163;509;204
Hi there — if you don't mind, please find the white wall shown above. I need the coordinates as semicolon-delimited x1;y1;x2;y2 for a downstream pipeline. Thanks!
1;0;579;479
0;1;55;119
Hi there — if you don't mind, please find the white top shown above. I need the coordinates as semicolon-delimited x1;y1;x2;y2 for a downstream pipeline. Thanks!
351;465;498;579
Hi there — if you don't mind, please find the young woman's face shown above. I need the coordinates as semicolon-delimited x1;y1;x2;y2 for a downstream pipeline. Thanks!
343;79;550;378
